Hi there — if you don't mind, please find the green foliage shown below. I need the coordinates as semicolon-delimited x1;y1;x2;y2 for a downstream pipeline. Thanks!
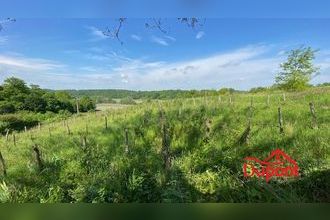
218;88;236;95
0;77;96;115
317;82;330;87
249;87;268;93
65;88;241;102
275;46;319;91
0;114;38;133
78;96;96;112
119;97;136;105
0;101;15;114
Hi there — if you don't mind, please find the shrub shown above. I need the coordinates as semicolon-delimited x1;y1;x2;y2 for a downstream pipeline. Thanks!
0;114;38;133
120;97;136;105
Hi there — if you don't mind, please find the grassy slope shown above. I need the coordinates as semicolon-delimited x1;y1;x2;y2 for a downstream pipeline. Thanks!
0;88;329;202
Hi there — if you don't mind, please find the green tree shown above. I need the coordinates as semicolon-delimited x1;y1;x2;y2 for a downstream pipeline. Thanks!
55;91;74;112
78;96;96;112
24;93;47;112
43;93;62;113
275;47;319;91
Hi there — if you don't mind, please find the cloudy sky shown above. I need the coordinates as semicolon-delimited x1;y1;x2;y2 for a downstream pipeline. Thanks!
0;17;330;90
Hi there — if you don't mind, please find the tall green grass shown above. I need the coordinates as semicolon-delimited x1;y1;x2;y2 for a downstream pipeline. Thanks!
0;89;329;202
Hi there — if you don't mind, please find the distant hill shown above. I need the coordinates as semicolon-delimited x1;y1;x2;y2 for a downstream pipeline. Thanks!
64;89;242;103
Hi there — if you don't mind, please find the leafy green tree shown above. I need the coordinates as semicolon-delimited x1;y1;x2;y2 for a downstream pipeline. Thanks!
78;96;96;112
55;91;74;112
43;93;62;113
1;77;30;110
24;93;47;112
218;88;235;95
276;47;319;91
2;77;30;96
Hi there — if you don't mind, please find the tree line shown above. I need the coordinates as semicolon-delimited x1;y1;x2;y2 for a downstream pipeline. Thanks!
0;77;95;114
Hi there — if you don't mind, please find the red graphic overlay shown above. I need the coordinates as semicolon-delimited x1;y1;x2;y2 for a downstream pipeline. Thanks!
243;149;299;182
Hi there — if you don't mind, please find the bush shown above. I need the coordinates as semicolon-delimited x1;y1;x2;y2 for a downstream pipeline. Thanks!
0;114;38;134
120;97;136;105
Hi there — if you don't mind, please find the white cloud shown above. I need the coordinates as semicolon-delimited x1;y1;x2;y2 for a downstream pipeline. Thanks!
151;36;169;46
86;26;109;41
1;45;329;90
120;73;129;83
0;54;64;71
103;45;281;90
131;34;142;41
165;35;176;41
196;31;205;39
0;36;8;45
80;66;100;72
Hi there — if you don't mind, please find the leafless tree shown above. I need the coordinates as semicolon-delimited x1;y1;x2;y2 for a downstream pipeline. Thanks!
103;18;126;45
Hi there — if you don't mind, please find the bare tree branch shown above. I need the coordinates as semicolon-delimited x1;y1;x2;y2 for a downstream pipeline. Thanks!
0;18;16;32
177;17;205;29
103;18;126;45
145;18;169;34
103;18;205;45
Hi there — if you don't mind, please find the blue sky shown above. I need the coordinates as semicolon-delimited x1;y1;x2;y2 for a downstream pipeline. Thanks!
0;17;330;90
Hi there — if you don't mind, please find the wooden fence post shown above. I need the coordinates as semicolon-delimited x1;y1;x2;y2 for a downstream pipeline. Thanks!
38;122;41;131
309;102;317;128
66;124;71;135
238;105;252;145
124;128;129;154
282;93;286;102
205;118;212;143
24;126;27;132
13;133;16;146
81;135;87;148
85;124;89;134
0;151;7;176
104;116;108;129
33;145;43;171
76;99;80;114
278;107;284;133
161;121;171;171
5;129;10;141
267;95;270;107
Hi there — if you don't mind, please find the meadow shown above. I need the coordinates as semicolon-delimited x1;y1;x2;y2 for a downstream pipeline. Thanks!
0;88;329;202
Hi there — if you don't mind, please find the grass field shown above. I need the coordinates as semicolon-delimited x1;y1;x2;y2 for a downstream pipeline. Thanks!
0;88;329;202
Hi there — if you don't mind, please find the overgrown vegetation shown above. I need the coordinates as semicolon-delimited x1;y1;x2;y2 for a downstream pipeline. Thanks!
0;77;96;132
0;77;95;114
0;88;328;202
